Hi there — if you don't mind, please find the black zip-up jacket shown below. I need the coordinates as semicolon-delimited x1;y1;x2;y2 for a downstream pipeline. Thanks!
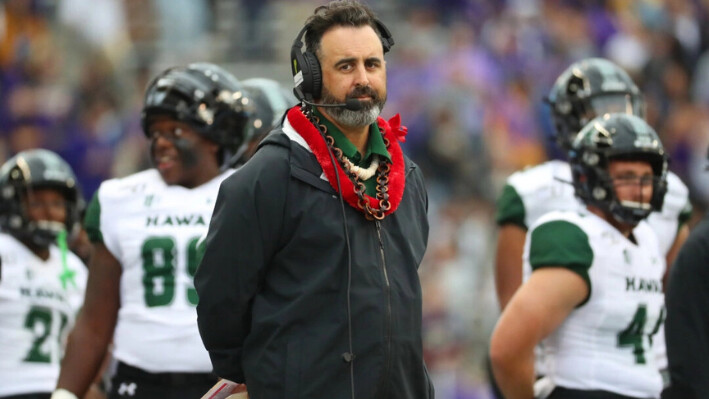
195;127;434;399
664;215;709;399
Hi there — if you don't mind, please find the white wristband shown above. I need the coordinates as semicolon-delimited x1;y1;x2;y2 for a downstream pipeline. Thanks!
51;388;79;399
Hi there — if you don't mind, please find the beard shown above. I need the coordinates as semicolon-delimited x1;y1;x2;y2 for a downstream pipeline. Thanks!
320;85;386;128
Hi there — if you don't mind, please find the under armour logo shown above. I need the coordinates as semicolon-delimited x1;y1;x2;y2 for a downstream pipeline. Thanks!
118;382;137;396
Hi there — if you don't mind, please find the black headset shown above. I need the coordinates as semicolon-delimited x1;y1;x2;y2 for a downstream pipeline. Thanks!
290;19;395;103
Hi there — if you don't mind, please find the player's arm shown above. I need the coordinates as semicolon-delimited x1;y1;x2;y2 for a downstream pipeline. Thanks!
494;183;528;310
490;267;588;399
491;219;593;399
495;224;527;310
56;243;120;397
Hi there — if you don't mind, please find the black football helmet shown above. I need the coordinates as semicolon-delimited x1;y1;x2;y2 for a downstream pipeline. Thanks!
242;77;298;141
0;149;84;247
141;62;253;166
548;58;645;151
569;113;667;226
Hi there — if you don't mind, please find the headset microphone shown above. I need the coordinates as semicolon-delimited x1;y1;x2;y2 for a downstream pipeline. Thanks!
297;96;363;111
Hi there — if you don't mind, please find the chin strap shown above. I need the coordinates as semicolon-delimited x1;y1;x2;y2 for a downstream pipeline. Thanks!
56;229;77;291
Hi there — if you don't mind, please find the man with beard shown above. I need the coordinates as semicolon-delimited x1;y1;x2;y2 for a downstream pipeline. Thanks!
51;63;252;399
194;1;434;398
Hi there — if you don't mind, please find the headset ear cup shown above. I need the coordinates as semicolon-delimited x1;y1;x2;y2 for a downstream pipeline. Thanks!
304;51;322;99
374;19;394;53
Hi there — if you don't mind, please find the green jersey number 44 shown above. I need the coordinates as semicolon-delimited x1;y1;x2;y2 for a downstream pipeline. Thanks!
617;304;665;364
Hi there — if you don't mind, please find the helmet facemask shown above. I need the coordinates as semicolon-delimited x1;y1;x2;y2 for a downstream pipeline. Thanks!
0;150;83;249
141;63;253;169
570;114;668;227
19;186;71;247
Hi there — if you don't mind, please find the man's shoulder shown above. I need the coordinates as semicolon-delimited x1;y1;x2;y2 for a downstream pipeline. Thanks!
402;153;419;172
0;232;22;252
97;169;164;199
256;129;292;152
660;171;691;217
531;209;584;231
531;209;612;240
682;217;709;252
223;132;293;189
507;160;571;192
500;160;577;227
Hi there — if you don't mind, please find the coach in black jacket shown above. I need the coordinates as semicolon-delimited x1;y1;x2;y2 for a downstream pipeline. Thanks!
195;2;433;398
664;214;709;399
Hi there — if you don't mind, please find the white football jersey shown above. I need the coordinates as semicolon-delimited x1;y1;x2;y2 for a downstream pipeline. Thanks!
524;211;665;398
0;233;87;397
86;169;231;373
497;160;691;254
497;160;689;377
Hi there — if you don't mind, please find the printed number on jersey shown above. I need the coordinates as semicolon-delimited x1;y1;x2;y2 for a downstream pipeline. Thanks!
616;304;665;364
23;305;68;363
141;236;200;307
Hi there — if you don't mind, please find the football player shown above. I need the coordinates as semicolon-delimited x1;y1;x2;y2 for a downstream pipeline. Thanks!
495;57;690;311
491;113;669;398
52;63;252;399
0;149;88;399
493;58;690;393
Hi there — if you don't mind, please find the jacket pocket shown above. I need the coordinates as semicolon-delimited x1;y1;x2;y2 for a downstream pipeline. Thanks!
285;338;302;398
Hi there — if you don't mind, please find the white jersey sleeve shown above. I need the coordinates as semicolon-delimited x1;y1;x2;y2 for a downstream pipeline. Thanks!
496;160;581;230
524;211;665;398
85;168;231;373
0;233;87;397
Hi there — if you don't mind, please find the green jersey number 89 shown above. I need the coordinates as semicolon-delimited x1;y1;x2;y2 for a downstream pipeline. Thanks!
141;236;202;307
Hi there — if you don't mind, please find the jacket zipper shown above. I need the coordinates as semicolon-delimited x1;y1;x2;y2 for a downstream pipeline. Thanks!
375;220;392;397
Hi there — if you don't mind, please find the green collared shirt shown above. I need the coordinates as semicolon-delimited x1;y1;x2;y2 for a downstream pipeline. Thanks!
314;109;391;195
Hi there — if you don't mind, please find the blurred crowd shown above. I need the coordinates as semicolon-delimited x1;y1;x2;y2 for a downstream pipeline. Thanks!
4;0;709;397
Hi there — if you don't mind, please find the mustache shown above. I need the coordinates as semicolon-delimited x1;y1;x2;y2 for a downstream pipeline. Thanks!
346;86;379;101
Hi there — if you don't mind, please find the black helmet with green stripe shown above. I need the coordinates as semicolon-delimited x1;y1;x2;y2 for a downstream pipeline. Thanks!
569;113;667;226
